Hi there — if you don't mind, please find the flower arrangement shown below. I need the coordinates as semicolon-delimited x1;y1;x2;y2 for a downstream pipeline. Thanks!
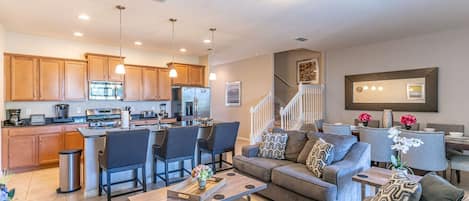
191;165;213;190
0;170;15;201
388;127;424;175
358;113;372;126
400;114;417;130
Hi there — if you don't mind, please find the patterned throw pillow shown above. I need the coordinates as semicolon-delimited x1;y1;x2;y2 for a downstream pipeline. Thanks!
257;131;288;160
306;138;334;178
371;173;422;201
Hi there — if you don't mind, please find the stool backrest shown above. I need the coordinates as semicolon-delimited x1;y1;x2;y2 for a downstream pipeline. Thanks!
208;122;240;152
160;126;199;159
104;129;150;169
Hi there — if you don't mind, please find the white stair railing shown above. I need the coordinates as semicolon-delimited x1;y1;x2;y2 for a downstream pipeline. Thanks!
250;92;274;144
280;84;324;130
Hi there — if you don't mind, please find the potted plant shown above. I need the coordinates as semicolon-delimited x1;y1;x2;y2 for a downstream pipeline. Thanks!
387;127;424;177
0;171;15;201
358;113;372;127
191;165;213;190
400;114;416;130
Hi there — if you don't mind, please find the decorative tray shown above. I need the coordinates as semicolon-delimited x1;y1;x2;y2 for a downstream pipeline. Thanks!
167;177;226;201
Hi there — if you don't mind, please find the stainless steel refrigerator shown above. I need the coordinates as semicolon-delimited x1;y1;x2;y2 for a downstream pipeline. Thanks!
171;87;211;121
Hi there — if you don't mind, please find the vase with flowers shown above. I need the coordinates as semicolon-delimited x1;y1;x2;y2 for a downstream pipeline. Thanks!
0;170;15;201
358;113;372;127
191;165;213;190
387;127;424;177
400;114;417;130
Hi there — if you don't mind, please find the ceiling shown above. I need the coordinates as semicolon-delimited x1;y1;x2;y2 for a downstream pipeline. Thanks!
1;0;469;64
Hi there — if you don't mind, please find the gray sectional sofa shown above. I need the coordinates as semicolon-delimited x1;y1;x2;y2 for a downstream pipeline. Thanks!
233;131;371;201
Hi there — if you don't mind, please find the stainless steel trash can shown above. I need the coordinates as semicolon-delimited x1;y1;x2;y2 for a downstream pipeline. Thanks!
57;149;82;193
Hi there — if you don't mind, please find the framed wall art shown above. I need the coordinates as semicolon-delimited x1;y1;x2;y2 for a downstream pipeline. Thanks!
297;58;319;84
225;81;241;106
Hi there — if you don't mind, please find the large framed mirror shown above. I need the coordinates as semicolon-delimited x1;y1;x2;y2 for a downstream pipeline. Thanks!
345;67;438;112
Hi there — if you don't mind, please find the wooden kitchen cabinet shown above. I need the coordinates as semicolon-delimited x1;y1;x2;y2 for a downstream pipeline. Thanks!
10;56;38;101
38;133;64;165
64;60;87;100
188;65;205;86
86;53;124;82
108;57;125;82
8;135;37;169
158;69;172;100
142;67;158;100
169;63;189;85
4;55;11;101
38;58;64;100
64;132;84;151
124;65;143;101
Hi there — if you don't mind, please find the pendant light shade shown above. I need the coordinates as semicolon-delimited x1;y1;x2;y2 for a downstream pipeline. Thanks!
169;68;178;78
168;18;178;78
115;5;126;75
209;72;217;81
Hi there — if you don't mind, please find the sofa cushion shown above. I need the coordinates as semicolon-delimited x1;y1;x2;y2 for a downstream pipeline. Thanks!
272;163;337;201
297;137;319;164
258;131;288;159
419;172;465;201
233;155;293;182
284;130;307;162
309;132;357;162
306;138;334;178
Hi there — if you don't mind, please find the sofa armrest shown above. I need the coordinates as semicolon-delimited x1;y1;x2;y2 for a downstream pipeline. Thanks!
323;142;371;201
242;144;260;157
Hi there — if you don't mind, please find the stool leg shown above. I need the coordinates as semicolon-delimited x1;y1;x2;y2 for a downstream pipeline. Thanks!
457;170;461;183
198;150;202;165
219;154;223;168
142;166;147;192
165;160;169;187
211;153;216;172
153;157;158;184
134;169;138;188
98;167;103;196
106;172;111;201
180;160;184;177
192;158;195;169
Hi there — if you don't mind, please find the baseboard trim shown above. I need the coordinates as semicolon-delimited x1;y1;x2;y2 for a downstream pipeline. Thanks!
237;137;250;142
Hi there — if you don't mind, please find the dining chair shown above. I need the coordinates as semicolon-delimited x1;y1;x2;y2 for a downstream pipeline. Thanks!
426;123;464;135
198;122;240;172
315;119;324;132
322;123;352;135
354;119;380;128
153;126;199;186
98;129;150;201
393;121;420;131
400;130;447;176
358;127;395;167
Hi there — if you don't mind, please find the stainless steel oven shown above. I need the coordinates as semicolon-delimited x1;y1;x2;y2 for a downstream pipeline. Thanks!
89;81;123;100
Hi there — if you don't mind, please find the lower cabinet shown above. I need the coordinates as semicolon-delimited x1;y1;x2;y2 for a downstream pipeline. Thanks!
64;132;84;150
8;135;37;169
38;133;64;165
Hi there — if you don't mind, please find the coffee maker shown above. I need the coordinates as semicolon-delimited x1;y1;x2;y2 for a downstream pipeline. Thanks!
6;109;23;126
53;104;73;123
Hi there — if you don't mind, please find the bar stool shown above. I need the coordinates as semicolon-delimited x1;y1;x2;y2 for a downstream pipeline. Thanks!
198;122;240;173
153;126;199;186
98;129;150;201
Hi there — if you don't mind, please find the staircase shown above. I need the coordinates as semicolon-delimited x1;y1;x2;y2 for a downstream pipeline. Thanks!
249;92;274;144
280;84;325;131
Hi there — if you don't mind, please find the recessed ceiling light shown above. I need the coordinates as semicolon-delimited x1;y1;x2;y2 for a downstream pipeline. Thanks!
73;32;83;37
203;39;211;44
78;14;90;21
295;37;308;42
134;41;142;46
179;48;187;52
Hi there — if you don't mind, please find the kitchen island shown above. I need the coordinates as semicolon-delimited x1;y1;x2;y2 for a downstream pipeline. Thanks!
78;122;214;197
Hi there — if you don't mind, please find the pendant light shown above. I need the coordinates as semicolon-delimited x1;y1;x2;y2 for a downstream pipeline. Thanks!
208;28;217;81
169;18;178;78
115;5;126;75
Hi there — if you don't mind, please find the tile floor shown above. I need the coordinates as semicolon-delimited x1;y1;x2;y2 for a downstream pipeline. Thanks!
4;139;469;201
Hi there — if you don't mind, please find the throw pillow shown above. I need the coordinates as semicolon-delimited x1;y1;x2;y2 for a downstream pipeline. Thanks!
284;130;307;161
308;132;357;162
257;130;288;160
371;174;422;201
297;137;318;164
305;138;334;178
419;172;465;201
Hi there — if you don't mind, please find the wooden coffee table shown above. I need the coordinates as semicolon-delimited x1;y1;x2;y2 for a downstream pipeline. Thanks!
128;170;267;201
352;167;422;200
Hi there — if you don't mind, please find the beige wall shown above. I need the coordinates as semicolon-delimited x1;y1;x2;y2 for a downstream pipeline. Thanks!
325;27;469;135
210;54;274;140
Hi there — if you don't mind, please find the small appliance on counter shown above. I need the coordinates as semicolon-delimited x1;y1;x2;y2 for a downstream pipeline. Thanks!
141;110;156;118
159;103;169;118
30;114;46;126
86;108;121;129
5;109;24;126
53;104;74;123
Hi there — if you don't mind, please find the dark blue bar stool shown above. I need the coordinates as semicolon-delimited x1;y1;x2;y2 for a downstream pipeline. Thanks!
197;122;240;173
153;126;199;186
98;129;150;201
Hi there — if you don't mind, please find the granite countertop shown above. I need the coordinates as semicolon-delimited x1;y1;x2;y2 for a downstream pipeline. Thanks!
78;120;215;138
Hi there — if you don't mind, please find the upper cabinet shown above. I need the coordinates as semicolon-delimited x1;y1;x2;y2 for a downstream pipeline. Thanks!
124;65;171;101
142;67;158;100
86;53;124;82
124;65;143;101
158;69;172;100
4;54;87;101
168;62;205;86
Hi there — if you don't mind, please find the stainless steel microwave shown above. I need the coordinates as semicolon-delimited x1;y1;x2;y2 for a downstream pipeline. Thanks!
89;81;123;100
